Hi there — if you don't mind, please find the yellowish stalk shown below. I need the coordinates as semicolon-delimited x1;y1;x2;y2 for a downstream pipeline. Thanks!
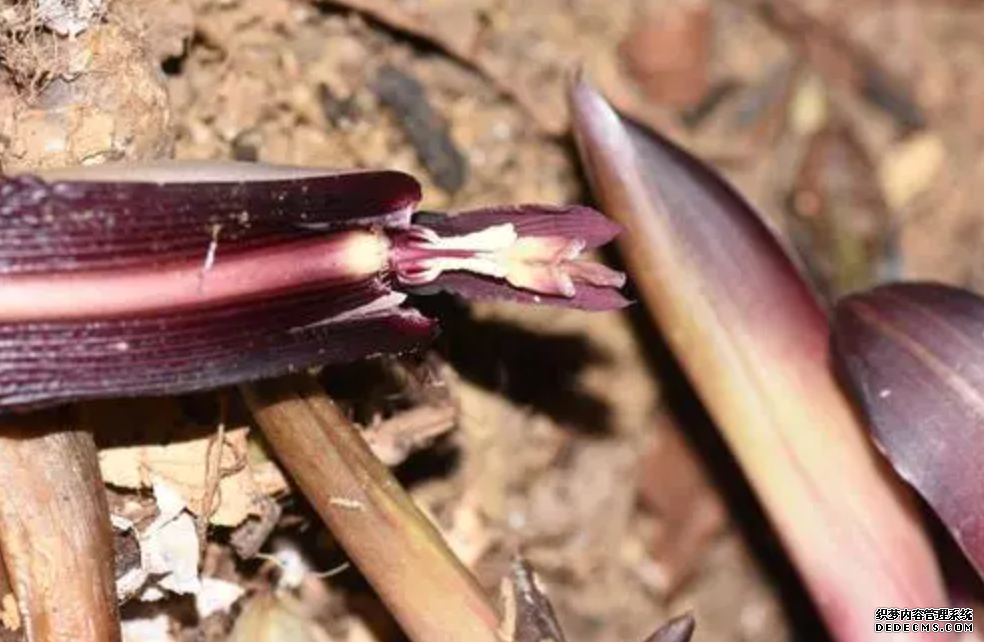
242;376;500;642
569;75;948;642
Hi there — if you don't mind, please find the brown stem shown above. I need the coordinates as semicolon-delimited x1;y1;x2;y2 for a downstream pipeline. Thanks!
0;410;119;642
242;375;501;642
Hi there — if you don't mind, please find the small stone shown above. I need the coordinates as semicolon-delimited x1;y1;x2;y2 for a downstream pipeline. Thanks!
619;1;713;109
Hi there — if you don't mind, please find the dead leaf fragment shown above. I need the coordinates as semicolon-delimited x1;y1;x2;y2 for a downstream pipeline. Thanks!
112;480;204;604
0;594;19;632
362;404;457;466
36;0;106;36
229;594;333;642
195;578;246;620
142;480;201;601
230;499;283;560
100;426;289;528
878;132;946;210
121;613;172;642
619;2;713;109
788;73;829;137
789;122;897;297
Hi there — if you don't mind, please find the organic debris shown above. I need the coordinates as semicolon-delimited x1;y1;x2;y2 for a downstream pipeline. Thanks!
788;120;898;297
113;480;202;602
730;0;926;132
372;65;469;194
619;1;713;109
499;558;696;642
878;132;946;211
637;414;727;595
362;403;458;466
0;23;173;169
100;425;289;528
0;595;18;633
35;0;105;36
229;594;333;642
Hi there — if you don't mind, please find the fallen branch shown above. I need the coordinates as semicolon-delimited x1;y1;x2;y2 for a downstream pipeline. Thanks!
0;411;118;642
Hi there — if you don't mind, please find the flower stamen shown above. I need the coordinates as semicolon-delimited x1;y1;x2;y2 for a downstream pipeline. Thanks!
389;223;626;298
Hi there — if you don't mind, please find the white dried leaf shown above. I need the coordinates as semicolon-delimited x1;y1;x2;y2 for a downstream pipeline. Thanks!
148;478;187;526
195;578;246;620
121;613;173;642
112;479;202;603
140;506;200;599
35;0;105;36
269;542;313;591
111;516;146;602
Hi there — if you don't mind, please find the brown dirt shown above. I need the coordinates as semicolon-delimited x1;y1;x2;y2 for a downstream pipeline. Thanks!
4;0;984;640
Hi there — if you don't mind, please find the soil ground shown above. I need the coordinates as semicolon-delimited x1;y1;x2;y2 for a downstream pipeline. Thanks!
3;1;984;640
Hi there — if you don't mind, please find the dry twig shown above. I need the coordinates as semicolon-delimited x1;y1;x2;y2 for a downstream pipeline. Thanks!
242;375;501;642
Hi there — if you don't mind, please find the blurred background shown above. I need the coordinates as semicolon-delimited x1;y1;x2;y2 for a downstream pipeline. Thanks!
2;0;980;640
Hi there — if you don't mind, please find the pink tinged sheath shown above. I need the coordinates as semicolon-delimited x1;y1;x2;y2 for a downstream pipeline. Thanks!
0;231;388;321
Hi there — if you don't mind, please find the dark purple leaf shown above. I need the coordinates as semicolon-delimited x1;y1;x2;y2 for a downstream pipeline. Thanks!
411;272;629;310
500;557;694;642
415;204;622;250
502;558;568;642
0;170;419;274
833;282;984;577
641;614;695;642
0;277;435;410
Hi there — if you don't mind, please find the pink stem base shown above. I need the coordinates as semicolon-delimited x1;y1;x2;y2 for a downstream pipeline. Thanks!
0;231;387;321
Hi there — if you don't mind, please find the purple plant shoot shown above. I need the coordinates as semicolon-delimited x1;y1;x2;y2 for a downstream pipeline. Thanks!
0;162;626;410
